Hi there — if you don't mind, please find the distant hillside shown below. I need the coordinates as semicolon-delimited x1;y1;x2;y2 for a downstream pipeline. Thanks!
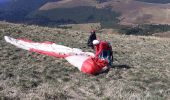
0;21;170;99
28;6;120;28
39;0;97;10
96;0;110;3
1;0;170;27
0;0;57;22
0;0;120;28
39;0;170;25
119;24;170;36
136;0;170;4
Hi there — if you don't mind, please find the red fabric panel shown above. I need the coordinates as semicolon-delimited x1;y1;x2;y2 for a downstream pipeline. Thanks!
81;57;108;74
18;38;34;43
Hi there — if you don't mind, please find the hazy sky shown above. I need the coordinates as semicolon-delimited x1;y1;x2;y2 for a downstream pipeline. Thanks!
0;0;9;2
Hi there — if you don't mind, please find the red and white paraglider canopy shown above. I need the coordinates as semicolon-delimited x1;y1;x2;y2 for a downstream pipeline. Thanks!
4;36;108;74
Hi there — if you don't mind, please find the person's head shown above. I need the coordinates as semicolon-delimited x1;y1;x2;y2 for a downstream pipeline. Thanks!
93;40;100;45
91;30;96;34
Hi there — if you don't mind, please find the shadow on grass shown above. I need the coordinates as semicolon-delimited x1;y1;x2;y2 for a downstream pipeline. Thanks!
112;64;132;69
94;68;110;76
94;64;132;76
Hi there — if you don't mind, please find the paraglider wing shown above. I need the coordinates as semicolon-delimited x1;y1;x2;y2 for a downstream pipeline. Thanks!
4;36;94;58
4;36;107;74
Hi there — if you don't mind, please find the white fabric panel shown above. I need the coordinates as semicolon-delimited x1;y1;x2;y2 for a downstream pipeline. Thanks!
4;36;94;57
65;56;89;70
5;36;30;50
5;36;95;71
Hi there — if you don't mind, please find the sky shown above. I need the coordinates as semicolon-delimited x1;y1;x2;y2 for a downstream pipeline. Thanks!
0;0;9;3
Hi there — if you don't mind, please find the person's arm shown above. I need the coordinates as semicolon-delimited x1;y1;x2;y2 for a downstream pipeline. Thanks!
95;44;103;57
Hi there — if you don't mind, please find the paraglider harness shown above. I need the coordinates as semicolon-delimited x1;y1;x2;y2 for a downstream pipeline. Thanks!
98;42;113;67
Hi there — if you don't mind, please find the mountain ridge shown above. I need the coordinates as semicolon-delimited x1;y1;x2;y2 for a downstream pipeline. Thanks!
1;0;170;26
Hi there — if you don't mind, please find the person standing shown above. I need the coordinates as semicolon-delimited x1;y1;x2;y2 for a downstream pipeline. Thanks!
87;30;97;49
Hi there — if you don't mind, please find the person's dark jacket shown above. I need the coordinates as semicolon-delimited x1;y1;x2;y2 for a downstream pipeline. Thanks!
87;32;96;49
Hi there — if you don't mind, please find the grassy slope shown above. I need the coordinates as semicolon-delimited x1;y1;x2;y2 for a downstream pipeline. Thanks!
0;21;170;99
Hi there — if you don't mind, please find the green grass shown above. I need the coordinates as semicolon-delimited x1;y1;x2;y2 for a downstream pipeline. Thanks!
0;21;170;99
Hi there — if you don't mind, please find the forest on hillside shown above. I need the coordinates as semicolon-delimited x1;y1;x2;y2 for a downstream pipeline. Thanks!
27;7;120;28
136;0;170;4
119;24;170;35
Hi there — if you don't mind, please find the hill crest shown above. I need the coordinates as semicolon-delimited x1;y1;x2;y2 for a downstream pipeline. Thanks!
39;0;170;25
